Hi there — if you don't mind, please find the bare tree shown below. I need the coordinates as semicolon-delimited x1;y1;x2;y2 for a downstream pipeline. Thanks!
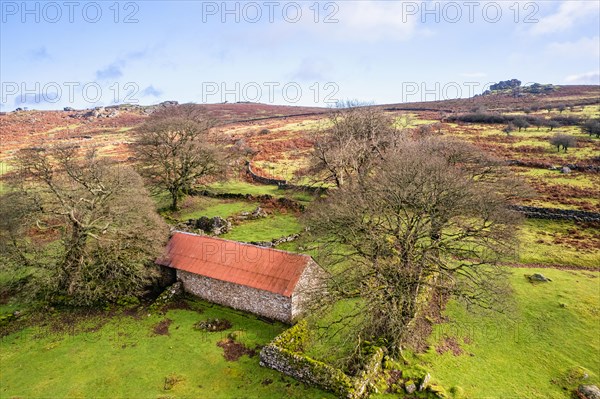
310;107;402;188
547;120;560;131
2;146;168;305
531;117;544;130
304;138;522;355
503;123;515;136
513;117;530;131
582;118;600;138
549;134;577;152
133;108;225;210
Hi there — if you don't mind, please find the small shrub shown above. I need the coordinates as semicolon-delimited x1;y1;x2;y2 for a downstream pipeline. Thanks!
449;385;465;398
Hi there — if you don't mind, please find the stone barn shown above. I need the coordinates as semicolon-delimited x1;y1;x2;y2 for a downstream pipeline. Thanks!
156;232;325;323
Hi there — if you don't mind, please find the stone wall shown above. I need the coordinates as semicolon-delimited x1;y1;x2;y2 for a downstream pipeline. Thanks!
245;161;328;195
507;159;600;173
177;270;293;323
188;189;306;212
510;205;600;223
245;161;287;186
260;344;355;397
259;320;384;399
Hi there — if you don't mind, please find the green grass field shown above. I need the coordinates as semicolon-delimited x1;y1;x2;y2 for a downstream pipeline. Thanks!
288;266;599;399
175;197;259;221
0;298;334;399
518;219;600;269
409;268;600;399
222;212;302;242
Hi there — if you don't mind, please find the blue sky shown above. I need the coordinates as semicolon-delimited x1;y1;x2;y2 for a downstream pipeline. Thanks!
1;0;599;110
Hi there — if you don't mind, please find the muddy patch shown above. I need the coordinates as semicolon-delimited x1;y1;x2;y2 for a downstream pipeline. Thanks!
161;298;194;313
153;318;173;336
216;338;256;361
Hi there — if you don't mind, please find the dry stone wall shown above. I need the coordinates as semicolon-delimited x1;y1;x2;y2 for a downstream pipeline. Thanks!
245;161;328;194
510;205;600;223
259;320;384;399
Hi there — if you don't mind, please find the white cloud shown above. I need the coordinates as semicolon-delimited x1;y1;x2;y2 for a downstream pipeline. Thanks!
291;58;331;81
285;1;420;42
546;36;600;58
565;71;600;84
530;1;600;35
333;2;418;41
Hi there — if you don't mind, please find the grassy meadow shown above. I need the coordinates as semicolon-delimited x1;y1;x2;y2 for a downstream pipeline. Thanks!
0;298;334;399
405;268;600;399
1;100;599;399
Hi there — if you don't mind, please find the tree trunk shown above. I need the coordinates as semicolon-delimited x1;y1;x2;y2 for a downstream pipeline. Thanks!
429;215;442;261
62;225;88;295
170;189;179;210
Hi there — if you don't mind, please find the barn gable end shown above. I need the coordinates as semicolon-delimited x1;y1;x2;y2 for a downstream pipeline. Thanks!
291;260;328;321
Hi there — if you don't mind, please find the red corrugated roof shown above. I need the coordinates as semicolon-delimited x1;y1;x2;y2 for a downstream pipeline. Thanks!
156;232;312;297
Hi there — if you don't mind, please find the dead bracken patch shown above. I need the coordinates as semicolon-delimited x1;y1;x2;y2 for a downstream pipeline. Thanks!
436;336;464;356
406;288;449;353
163;374;184;390
216;338;256;361
385;370;403;393
153;319;173;336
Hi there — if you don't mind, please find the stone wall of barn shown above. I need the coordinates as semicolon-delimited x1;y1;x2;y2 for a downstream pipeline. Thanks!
291;260;327;321
177;270;293;323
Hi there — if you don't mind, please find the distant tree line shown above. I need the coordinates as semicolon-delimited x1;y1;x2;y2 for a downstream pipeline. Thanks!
449;113;600;139
447;112;586;129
